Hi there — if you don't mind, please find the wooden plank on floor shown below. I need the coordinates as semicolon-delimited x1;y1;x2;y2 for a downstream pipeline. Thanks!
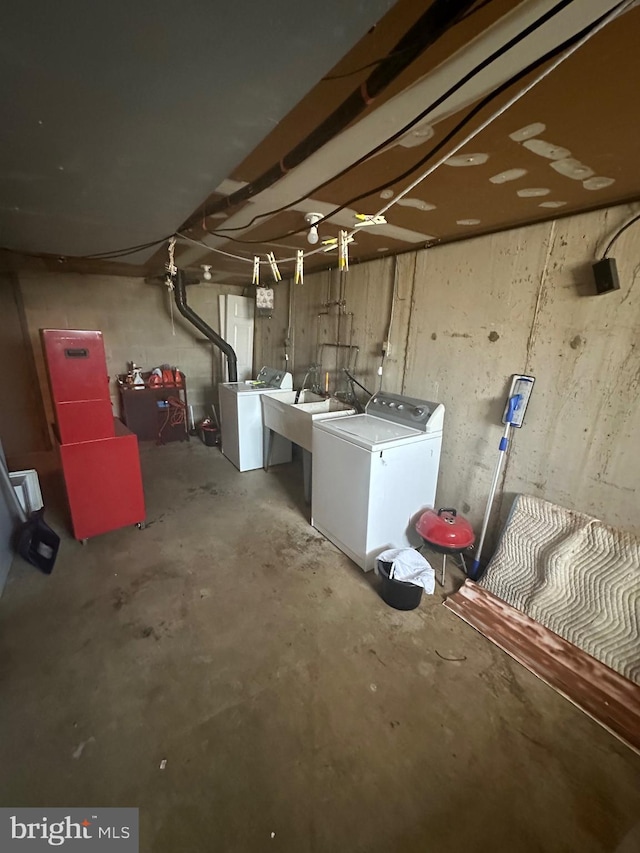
444;580;640;755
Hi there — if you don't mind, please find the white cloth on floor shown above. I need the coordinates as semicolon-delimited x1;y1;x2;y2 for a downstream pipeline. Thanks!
378;548;435;594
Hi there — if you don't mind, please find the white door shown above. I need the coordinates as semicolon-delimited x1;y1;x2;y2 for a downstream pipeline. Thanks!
219;295;254;381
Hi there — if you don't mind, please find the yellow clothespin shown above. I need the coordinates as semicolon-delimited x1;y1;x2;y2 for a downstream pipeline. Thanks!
252;256;260;286
322;235;354;253
354;213;387;227
295;249;304;284
339;230;349;271
266;252;282;283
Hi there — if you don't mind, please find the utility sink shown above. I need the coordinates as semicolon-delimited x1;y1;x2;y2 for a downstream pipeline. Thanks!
261;391;355;453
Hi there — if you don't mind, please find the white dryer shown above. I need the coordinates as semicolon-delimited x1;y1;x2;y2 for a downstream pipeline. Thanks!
219;366;293;472
311;392;444;571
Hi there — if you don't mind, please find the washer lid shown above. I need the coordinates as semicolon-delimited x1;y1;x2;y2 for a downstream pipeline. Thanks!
222;381;260;393
319;414;423;444
224;382;292;395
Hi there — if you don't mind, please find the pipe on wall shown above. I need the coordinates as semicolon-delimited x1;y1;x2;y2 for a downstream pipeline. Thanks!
173;270;238;382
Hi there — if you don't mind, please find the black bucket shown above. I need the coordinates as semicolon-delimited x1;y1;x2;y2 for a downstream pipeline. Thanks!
376;559;423;611
200;425;219;447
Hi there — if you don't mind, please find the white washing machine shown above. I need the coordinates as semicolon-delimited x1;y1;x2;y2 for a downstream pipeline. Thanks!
311;392;445;571
219;366;293;472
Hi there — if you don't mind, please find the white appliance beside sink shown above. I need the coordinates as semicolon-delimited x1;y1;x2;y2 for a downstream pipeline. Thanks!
312;391;445;571
219;366;293;472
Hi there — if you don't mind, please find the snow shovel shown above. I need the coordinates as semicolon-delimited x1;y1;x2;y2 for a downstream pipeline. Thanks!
0;459;60;574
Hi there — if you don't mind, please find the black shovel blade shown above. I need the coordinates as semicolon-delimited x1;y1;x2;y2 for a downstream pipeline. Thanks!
15;510;60;575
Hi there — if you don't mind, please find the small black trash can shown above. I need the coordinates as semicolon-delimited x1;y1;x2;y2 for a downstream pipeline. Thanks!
376;559;423;611
200;424;219;446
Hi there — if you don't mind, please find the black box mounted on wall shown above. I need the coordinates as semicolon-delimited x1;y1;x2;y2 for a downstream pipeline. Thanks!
592;258;620;294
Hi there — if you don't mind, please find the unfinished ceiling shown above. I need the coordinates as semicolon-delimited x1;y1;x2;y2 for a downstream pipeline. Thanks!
3;0;640;281
0;0;393;258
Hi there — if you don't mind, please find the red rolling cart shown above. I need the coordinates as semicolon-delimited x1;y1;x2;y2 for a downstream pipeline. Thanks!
41;329;146;542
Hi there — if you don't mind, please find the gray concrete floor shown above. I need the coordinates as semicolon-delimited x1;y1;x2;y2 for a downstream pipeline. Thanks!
1;442;639;853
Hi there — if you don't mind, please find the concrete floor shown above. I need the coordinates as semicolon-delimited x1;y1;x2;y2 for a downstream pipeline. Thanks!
1;442;639;853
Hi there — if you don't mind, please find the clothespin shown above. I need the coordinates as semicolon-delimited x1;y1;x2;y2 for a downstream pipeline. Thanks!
252;255;260;286
338;230;349;271
295;249;304;285
322;235;354;253
266;252;282;283
354;213;387;227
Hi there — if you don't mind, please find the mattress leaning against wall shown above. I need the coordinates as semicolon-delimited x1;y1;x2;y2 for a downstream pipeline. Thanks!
444;493;640;752
479;494;640;685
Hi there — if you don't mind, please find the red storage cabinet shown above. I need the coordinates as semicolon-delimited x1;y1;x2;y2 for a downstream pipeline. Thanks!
40;329;146;541
41;329;113;443
59;421;146;540
54;399;115;445
41;329;110;402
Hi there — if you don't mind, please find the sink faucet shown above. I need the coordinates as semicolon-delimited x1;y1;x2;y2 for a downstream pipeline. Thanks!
295;369;311;404
295;363;324;402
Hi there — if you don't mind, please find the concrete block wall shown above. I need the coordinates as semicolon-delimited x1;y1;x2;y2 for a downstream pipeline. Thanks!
254;202;640;550
19;273;245;434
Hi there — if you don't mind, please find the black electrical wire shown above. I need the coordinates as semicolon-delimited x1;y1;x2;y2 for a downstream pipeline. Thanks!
344;368;373;398
323;49;415;82
322;0;494;81
80;240;171;260
0;233;174;263
602;213;640;259
211;5;615;248
81;238;170;258
211;0;575;237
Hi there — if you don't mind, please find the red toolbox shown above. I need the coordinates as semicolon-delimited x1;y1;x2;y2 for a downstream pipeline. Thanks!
41;329;146;541
41;329;114;443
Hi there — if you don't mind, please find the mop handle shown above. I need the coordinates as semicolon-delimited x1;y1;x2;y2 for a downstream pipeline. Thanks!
471;421;512;577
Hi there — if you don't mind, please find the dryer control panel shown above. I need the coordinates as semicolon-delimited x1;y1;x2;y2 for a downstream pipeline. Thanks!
251;366;293;389
366;392;444;433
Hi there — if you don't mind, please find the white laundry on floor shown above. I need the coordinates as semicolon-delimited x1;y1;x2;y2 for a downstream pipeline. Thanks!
378;548;435;594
